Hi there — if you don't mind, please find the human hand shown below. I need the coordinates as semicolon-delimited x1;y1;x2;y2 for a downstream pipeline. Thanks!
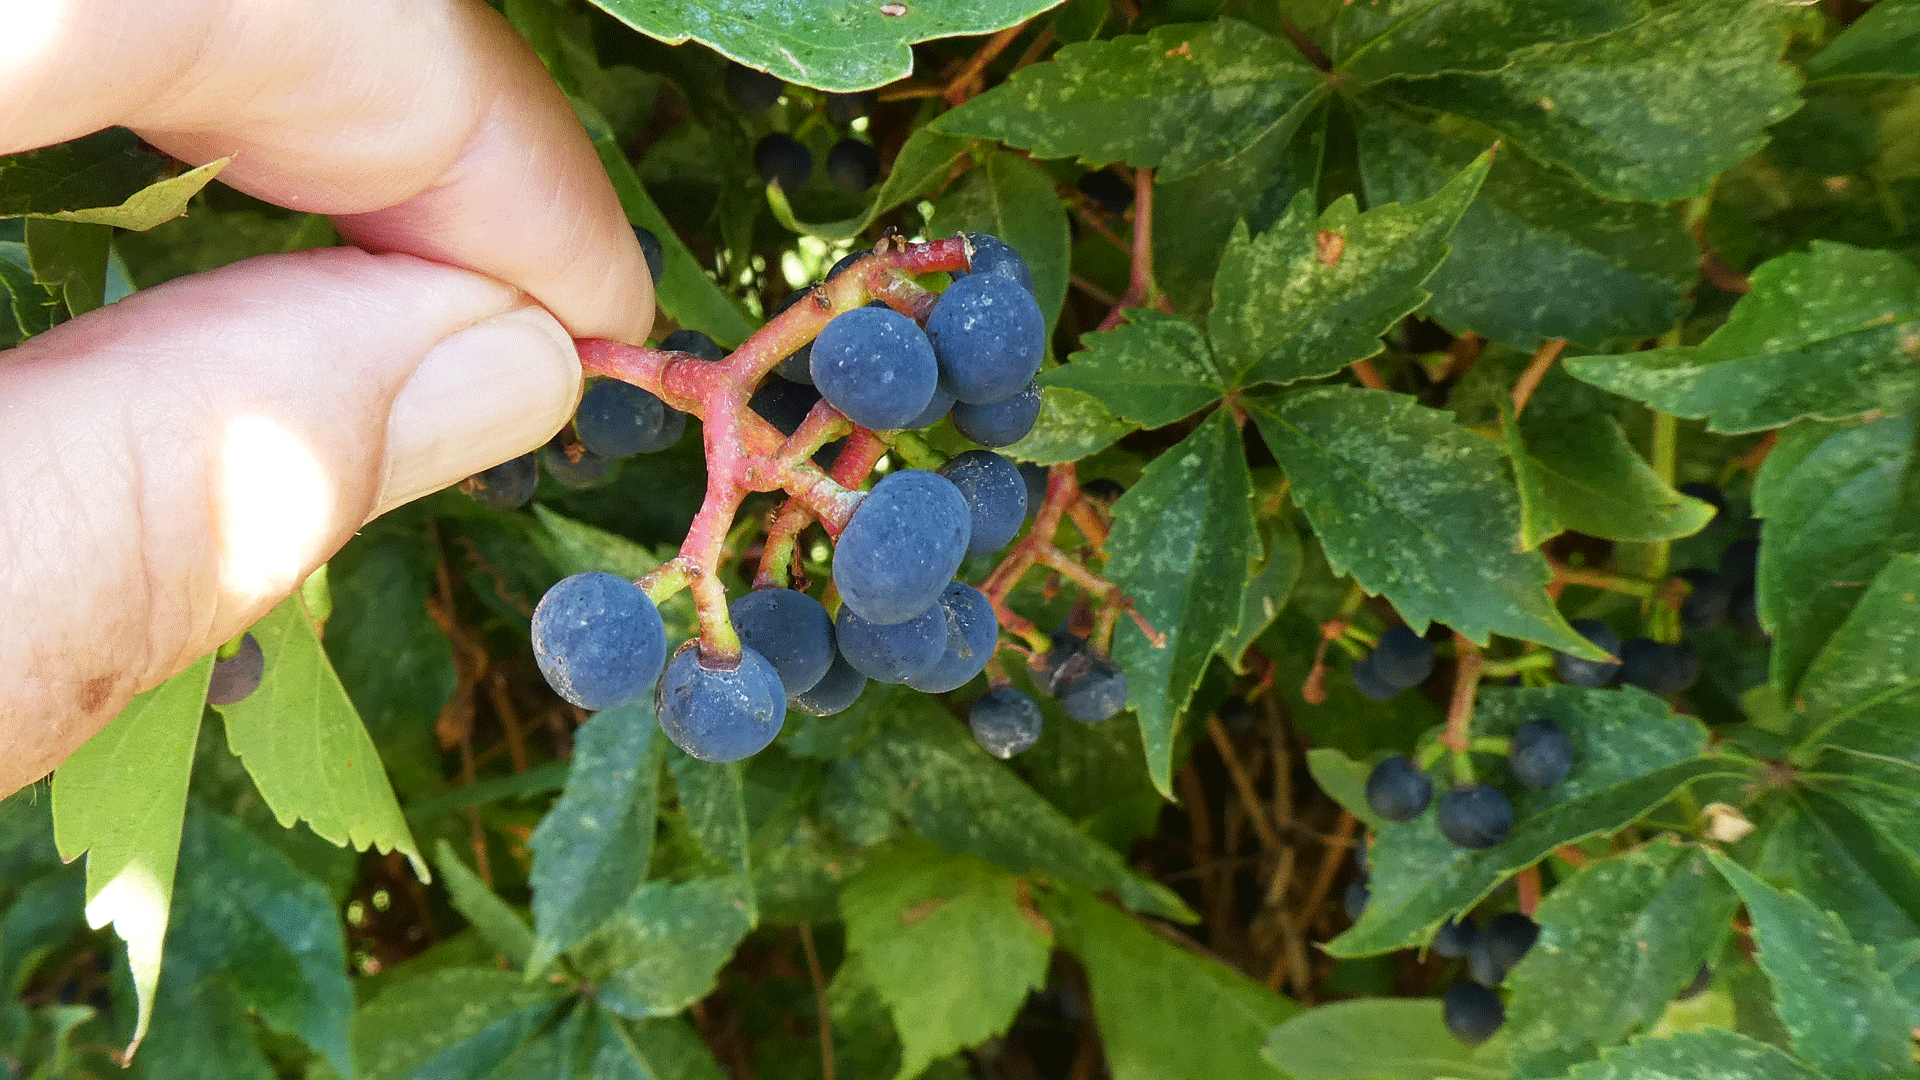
0;0;652;795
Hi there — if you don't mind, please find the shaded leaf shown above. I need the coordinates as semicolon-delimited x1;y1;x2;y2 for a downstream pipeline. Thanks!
1753;412;1920;697
1710;853;1920;1078
1330;686;1731;955
1214;150;1490;386
50;655;213;1052
1000;386;1135;465
1807;0;1920;81
769;126;971;242
1332;0;1648;83
929;151;1071;335
1217;515;1303;669
1354;101;1693;349
1566;242;1920;434
138;978;274;1080
1250;386;1600;656
432;840;533;971
1262;998;1506;1080
853;692;1194;922
1502;840;1736;1076
1792;552;1920;758
0;130;174;217
588;0;1063;92
352;967;565;1080
1762;803;1920;968
935;20;1323;182
1046;887;1296;1080
667;750;754;892
589;879;755;1019
1797;747;1920;935
590;1011;729;1080
1551;1028;1826;1080
1388;0;1801;202
1304;748;1389;833
0;866;83;996
214;593;425;876
1105;411;1258;797
1041;309;1224;428
527;701;663;973
1520;413;1718;544
840;842;1052;1080
25;217;110;319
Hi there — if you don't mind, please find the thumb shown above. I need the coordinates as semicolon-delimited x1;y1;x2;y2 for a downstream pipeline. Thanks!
0;247;580;794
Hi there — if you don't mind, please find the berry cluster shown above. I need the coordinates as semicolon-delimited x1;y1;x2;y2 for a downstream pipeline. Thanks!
493;233;1132;763
728;62;883;195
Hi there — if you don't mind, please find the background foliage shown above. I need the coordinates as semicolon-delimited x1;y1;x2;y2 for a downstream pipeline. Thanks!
4;0;1919;1078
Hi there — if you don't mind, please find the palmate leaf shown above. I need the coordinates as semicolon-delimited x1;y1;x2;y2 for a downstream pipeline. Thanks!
1263;999;1507;1080
840;842;1052;1080
587;0;1061;92
214;593;425;877
350;967;568;1080
50;655;212;1053
1353;102;1694;350
1501;839;1736;1077
933;20;1324;182
1250;386;1602;656
1752;412;1920;698
1791;552;1920;759
1806;0;1920;81
1041;309;1225;428
928;150;1071;335
1710;853;1920;1078
1000;385;1134;465
1330;0;1649;83
1797;748;1920;940
1566;242;1920;434
1045;886;1296;1080
587;878;756;1020
1104;411;1258;798
1549;1028;1826;1080
1385;0;1801;203
1212;150;1489;387
1328;687;1733;956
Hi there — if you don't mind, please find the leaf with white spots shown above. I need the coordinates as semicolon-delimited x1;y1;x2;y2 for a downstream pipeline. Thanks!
1791;552;1920;759
1041;309;1225;428
1550;1028;1827;1080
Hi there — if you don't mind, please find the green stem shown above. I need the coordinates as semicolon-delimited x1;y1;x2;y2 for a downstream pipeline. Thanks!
1480;651;1557;678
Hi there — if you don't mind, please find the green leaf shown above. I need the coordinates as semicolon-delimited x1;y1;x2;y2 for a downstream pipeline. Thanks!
1753;412;1920;698
1262;998;1507;1080
587;0;1061;91
26;217;110;319
1565;242;1920;434
1045;887;1296;1080
578;98;754;347
589;1011;729;1080
1329;686;1728;956
1000;386;1135;465
1041;309;1225;427
50;655;212;1052
667;750;754;890
0;239;60;338
1501;840;1737;1076
1549;1028;1826;1080
1304;748;1390;832
33;160;227;230
768;126;971;242
588;878;756;1019
934;20;1323;182
1763;802;1920;965
1217;515;1304;669
853;692;1194;922
526;701;662;974
1792;552;1920;758
139;977;275;1080
0;867;83;997
1105;411;1258;797
1332;0;1648;83
0;129;174;217
1798;748;1920;934
1710;853;1920;1078
432;840;534;971
352;966;566;1080
214;593;426;877
929;151;1071;336
1354;101;1694;349
166;805;354;1077
1214;151;1490;386
1386;0;1801;202
840;842;1053;1080
1519;413;1718;544
1249;386;1600;656
1807;0;1920;81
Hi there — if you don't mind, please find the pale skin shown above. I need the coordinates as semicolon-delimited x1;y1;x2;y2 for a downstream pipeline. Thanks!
0;0;654;796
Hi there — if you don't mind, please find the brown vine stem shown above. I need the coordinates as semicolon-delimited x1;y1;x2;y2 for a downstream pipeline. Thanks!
1440;633;1483;754
943;20;1030;104
1350;358;1387;390
1510;338;1567;417
1096;167;1172;332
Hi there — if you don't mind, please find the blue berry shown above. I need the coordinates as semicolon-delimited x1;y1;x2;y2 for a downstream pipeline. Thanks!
656;646;786;762
1509;719;1572;789
1343;878;1370;921
926;273;1047;404
1370;625;1435;689
1483;912;1539;973
465;453;538;510
1619;638;1700;695
540;441;611;489
810;306;939;430
1436;785;1514;849
969;687;1043;758
1433;917;1476;959
938;450;1027;556
1555;618;1622;688
835;602;946;684
750;376;821;436
631;225;664;282
661;328;724;362
207;634;265;706
906;385;956;430
792;652;868;717
725;62;785;110
1365;755;1433;822
575;381;684;458
1678;569;1730;631
1351;652;1401;701
826;90;875;124
952;233;1035;293
532;572;667;711
904;583;999;693
951;382;1042;447
1019;463;1048;520
1044;635;1128;723
754;132;812;189
729;589;835;696
833;470;971;625
1443;983;1504;1045
827;138;881;193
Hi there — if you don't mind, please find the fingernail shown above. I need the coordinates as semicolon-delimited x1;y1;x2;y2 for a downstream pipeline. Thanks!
377;305;580;517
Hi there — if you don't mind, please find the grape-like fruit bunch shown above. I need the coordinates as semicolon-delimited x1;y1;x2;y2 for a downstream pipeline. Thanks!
523;234;1117;763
